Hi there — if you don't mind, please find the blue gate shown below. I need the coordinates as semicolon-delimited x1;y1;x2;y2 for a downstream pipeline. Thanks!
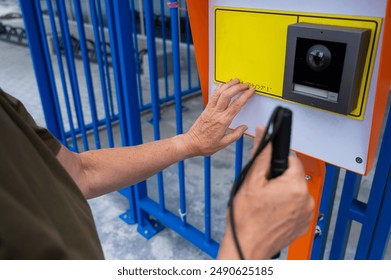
18;0;390;259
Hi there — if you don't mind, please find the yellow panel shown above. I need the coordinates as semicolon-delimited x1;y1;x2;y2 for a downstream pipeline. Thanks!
214;7;382;120
214;9;297;97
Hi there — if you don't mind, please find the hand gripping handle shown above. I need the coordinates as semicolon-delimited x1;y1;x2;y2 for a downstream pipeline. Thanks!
270;108;292;259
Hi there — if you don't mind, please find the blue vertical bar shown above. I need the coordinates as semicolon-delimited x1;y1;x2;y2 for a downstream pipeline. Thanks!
170;0;187;225
143;0;161;124
112;0;161;236
129;0;144;109
311;164;341;259
46;0;78;151
73;0;101;149
112;0;142;146
368;177;391;259
160;0;170;99
144;0;165;211
204;156;212;243
185;7;192;89
105;0;136;223
96;0;115;118
55;0;89;151
363;105;391;259
33;0;67;145
89;0;114;148
104;0;127;146
235;136;244;178
19;0;62;140
329;171;362;259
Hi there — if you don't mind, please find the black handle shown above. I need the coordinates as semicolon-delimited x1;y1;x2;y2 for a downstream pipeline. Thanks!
270;108;292;179
270;108;292;259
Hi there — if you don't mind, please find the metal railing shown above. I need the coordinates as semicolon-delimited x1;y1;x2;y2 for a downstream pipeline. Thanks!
19;0;199;152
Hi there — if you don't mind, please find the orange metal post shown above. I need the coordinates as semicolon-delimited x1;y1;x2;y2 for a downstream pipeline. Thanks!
186;0;210;105
286;153;326;259
366;0;391;174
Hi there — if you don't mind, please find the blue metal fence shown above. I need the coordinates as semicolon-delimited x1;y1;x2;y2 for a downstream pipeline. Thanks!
22;0;199;153
19;0;390;259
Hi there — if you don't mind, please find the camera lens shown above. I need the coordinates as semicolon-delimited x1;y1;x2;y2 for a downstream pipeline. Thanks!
306;44;332;72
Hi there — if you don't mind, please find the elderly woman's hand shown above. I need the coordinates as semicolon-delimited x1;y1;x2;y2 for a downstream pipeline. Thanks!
183;78;255;157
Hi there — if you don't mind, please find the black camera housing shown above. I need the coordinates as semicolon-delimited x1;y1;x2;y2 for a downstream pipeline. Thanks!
283;23;371;115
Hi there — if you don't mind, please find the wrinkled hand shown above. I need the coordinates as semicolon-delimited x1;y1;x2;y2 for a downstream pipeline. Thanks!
183;78;255;157
218;126;314;260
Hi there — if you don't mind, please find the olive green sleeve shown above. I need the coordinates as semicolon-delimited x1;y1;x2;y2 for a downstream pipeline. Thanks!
0;88;61;155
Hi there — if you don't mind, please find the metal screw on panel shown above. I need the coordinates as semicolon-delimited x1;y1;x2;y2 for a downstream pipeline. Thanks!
315;225;322;237
144;230;149;235
305;175;312;181
356;157;363;164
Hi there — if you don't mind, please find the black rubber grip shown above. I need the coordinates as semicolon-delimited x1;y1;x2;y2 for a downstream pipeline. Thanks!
270;108;292;259
270;108;292;179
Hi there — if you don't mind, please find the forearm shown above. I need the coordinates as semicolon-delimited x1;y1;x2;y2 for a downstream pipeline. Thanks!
59;134;194;199
57;79;255;199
